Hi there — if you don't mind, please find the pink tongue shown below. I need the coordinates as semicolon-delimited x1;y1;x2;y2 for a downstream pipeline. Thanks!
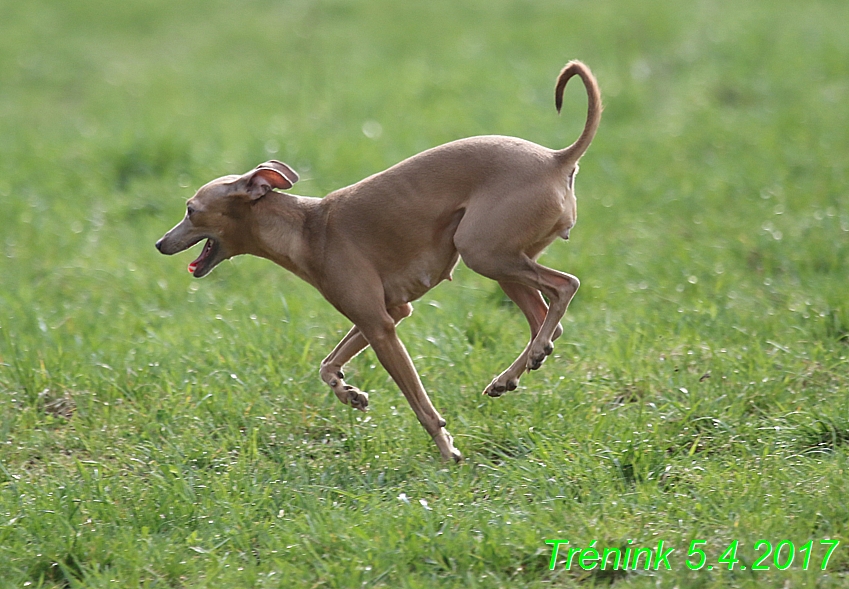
188;241;207;273
187;239;212;274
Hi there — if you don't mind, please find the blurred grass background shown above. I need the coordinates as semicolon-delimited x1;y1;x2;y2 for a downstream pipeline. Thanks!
1;0;848;587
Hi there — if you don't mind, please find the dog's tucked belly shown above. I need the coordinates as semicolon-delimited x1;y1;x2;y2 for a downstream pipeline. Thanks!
382;249;460;307
372;207;465;307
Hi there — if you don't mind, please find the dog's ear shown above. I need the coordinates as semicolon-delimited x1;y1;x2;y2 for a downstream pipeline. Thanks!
259;160;299;186
243;162;298;200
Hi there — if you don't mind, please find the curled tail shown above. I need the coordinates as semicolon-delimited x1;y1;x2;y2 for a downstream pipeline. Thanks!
554;60;602;164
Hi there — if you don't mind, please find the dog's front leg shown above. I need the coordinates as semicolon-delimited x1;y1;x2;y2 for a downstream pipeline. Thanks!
357;314;462;463
320;304;414;411
320;325;371;411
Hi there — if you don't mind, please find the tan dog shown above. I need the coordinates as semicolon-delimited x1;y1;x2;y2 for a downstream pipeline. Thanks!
156;61;601;461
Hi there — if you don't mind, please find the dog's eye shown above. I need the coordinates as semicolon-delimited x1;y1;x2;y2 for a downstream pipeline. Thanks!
187;205;196;216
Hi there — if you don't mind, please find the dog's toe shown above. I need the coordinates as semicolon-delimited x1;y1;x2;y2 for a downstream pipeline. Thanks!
347;387;369;411
484;381;505;397
336;383;369;411
484;375;521;396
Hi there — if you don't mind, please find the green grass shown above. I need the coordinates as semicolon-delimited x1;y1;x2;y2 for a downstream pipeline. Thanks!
2;0;849;587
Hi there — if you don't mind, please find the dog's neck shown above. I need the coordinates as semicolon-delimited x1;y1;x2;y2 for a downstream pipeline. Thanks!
248;191;323;286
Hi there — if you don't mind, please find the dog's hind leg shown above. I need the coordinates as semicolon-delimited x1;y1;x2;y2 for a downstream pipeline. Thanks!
483;281;564;396
519;264;578;371
320;303;413;411
456;231;578;383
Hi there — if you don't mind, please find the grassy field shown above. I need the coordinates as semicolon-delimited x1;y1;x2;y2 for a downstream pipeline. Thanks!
2;0;849;587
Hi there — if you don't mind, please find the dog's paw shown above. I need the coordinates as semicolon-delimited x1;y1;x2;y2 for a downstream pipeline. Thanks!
527;353;549;371
527;341;554;371
325;370;370;411
483;376;519;397
433;429;463;463
344;385;369;412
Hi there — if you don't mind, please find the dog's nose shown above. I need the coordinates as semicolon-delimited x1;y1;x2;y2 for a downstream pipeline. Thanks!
155;239;164;252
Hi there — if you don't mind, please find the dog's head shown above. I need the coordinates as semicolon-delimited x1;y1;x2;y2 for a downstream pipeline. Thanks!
155;160;298;277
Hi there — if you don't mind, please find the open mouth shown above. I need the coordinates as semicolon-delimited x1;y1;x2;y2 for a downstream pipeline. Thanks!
187;238;219;277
